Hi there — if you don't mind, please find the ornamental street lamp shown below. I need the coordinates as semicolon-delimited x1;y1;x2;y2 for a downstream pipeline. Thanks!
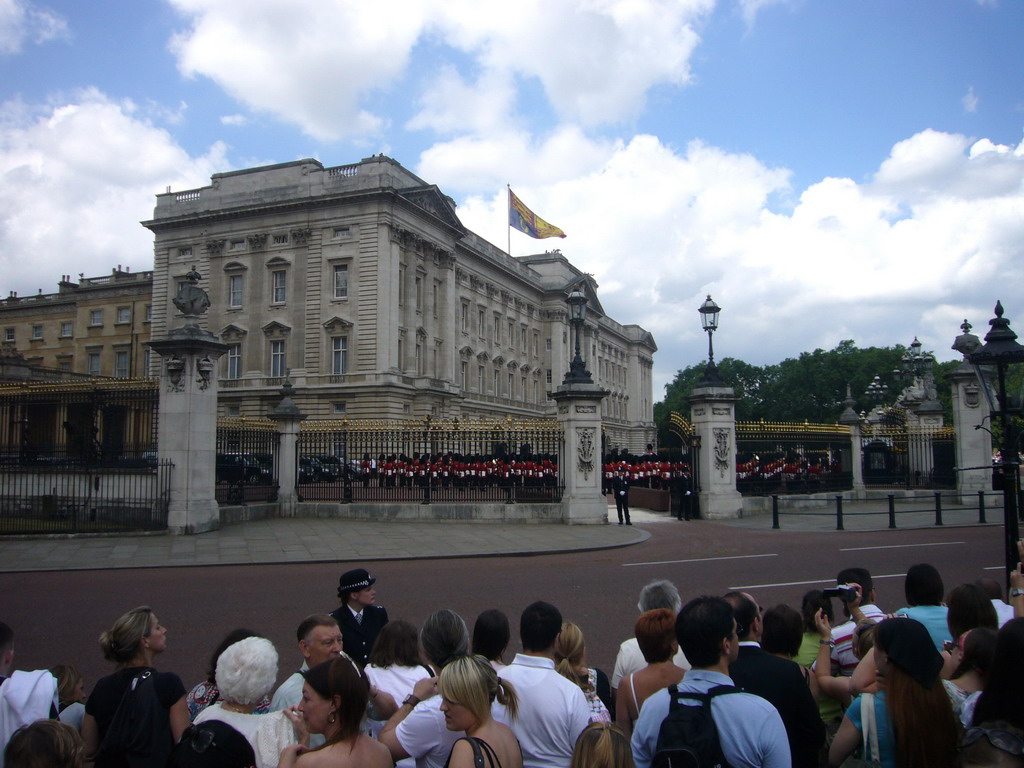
563;286;593;385
967;300;1024;584
698;295;724;386
864;375;889;405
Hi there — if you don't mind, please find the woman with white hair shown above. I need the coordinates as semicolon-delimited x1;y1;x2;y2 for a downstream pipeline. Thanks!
193;636;302;768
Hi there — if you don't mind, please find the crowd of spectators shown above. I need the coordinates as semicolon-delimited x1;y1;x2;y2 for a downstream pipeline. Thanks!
2;549;1024;768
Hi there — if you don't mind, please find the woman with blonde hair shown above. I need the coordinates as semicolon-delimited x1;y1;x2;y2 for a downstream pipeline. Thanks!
82;606;188;768
50;664;86;730
278;657;390;768
437;654;521;768
555;622;611;722
570;722;635;768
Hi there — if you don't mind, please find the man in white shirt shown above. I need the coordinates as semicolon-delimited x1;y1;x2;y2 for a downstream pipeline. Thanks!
269;614;343;712
976;577;1016;626
500;601;591;768
611;579;689;694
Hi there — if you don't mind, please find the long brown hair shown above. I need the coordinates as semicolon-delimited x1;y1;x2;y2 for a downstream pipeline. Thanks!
884;660;958;768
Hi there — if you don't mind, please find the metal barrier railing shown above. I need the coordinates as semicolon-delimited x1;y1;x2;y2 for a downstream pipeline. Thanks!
769;490;1005;530
0;460;172;535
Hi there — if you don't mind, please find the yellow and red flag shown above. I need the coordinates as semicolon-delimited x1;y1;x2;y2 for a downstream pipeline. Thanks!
508;188;566;239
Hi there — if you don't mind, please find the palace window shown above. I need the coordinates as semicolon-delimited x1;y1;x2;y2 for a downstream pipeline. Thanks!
332;336;348;375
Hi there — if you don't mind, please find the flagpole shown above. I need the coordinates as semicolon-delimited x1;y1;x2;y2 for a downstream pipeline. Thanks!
507;184;511;256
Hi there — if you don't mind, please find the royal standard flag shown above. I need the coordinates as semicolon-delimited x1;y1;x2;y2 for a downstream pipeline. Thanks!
509;188;566;239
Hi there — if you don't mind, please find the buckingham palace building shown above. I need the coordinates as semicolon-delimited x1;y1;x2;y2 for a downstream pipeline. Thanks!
143;155;656;453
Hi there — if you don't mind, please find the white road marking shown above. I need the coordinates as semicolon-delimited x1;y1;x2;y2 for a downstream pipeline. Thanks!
840;541;964;552
730;573;906;590
623;553;777;568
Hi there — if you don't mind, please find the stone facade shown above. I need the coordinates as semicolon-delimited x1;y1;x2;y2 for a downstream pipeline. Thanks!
143;155;656;452
0;269;153;379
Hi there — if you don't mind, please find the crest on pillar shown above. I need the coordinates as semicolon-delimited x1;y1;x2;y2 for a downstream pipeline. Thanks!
577;427;596;479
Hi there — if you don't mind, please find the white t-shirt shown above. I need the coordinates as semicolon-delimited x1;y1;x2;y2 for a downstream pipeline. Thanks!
499;654;591;768
610;637;690;690
395;697;458;768
365;664;428;768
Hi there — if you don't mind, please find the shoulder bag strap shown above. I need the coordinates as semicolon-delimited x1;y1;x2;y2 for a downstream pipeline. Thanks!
860;693;879;762
470;737;503;768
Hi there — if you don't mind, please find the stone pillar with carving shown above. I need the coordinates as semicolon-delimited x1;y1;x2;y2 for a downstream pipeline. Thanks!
147;266;228;534
552;380;609;524
949;321;993;503
689;385;743;519
838;385;865;495
268;380;306;515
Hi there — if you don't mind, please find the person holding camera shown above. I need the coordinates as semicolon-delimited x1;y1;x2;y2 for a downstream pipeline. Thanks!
824;568;885;678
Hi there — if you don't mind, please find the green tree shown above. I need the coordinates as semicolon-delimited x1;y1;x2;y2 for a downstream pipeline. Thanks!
655;341;957;450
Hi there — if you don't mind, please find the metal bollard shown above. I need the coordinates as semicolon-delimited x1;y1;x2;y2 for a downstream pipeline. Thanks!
772;495;780;529
836;494;844;531
934;492;943;526
978;490;986;524
888;494;896;529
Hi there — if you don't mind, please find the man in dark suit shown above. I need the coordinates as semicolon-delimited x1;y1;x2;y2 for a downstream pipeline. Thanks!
611;469;631;525
724;591;824;768
329;567;389;667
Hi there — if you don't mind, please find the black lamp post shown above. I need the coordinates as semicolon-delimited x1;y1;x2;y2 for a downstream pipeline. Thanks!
698;295;724;385
968;301;1024;583
864;374;889;406
563;286;593;385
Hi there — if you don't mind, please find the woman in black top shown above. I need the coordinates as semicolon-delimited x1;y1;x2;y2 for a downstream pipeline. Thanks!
81;606;188;767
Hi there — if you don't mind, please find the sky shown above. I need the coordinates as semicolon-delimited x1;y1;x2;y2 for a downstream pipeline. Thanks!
2;0;1023;403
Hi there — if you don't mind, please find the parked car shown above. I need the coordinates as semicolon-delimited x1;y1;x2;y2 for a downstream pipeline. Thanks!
312;455;342;482
216;453;266;484
298;456;324;483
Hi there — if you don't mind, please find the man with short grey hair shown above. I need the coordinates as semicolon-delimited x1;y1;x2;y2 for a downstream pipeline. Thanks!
611;579;689;693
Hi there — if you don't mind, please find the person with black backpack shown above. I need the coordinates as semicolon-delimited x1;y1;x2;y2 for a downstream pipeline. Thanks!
630;596;790;768
81;606;188;768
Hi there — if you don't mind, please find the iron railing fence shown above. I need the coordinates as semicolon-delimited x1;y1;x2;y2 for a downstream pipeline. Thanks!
296;417;563;504
861;425;956;489
0;378;158;467
215;417;279;504
736;421;853;496
0;460;172;535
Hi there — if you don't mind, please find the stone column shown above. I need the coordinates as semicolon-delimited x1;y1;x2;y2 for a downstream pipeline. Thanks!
147;268;227;534
950;321;993;503
838;386;865;495
948;364;992;502
552;380;609;524
689;385;743;519
268;381;306;516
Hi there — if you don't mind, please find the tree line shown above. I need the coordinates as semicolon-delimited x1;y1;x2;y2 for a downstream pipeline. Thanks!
653;340;960;449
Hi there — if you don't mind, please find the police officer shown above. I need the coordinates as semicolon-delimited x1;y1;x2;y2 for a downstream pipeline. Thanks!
329;567;389;667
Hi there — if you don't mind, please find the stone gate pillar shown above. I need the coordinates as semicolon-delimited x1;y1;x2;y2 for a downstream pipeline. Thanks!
268;381;306;516
949;322;993;503
552;380;608;524
838;386;865;495
689;385;743;519
147;267;228;534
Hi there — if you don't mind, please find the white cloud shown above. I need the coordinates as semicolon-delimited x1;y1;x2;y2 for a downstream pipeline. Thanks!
0;0;67;54
0;89;229;294
430;0;714;126
962;85;979;113
437;128;1024;395
220;113;247;126
167;0;429;141
166;0;714;141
